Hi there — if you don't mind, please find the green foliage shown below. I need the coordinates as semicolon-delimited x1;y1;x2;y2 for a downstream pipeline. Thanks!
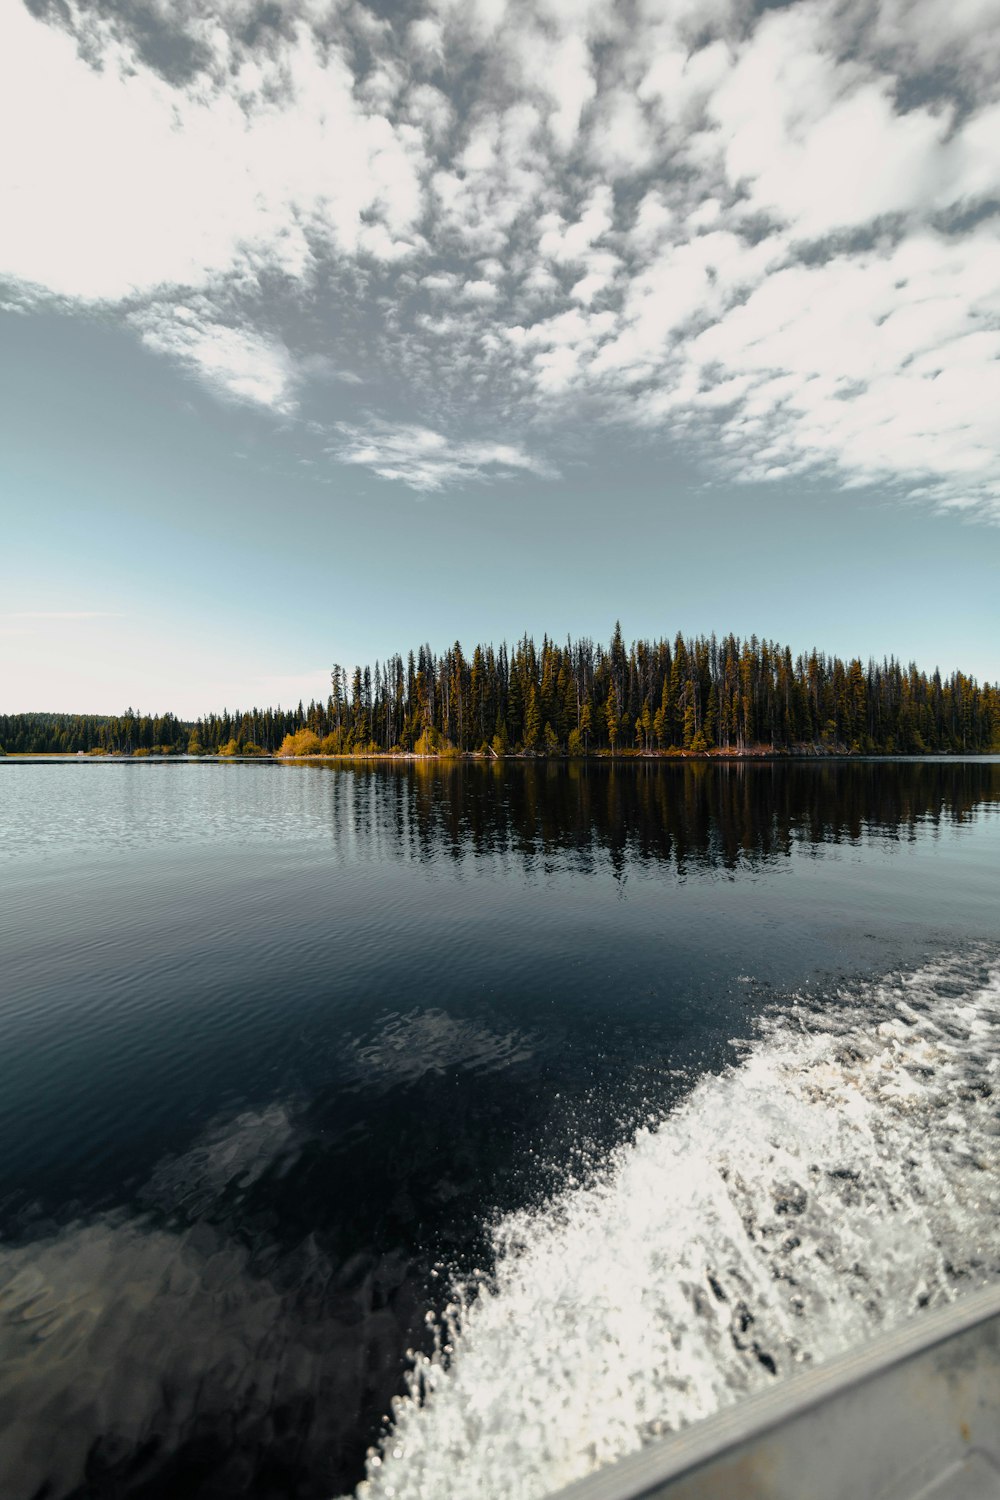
0;710;188;756
605;693;620;752
523;686;542;752
580;702;593;751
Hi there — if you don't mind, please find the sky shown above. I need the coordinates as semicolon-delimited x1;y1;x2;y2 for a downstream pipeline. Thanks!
1;0;999;718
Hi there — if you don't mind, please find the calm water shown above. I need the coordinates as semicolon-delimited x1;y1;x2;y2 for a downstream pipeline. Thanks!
1;759;999;1499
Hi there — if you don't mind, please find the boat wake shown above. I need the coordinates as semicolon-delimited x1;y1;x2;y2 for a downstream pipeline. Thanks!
356;949;1000;1500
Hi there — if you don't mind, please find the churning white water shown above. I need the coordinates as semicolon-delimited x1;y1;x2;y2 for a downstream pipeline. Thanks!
355;950;1000;1500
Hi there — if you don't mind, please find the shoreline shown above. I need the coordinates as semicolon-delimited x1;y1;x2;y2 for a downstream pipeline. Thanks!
5;749;998;764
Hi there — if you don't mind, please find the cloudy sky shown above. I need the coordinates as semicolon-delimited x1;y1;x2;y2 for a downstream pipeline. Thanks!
2;0;999;715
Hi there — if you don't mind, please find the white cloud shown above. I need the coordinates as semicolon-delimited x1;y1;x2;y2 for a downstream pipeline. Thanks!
3;0;1000;517
638;37;732;119
538;185;614;265
422;272;459;293
460;279;500;302
507;305;618;393
711;65;947;237
660;222;1000;508
0;2;426;306
587;89;657;176
687;198;722;233
131;302;299;411
427;0;509;46
570;268;613;306
507;28;597;151
409;17;445;60
331;422;556;490
588;230;787;382
628;191;675;258
403;83;454;143
699;6;1000;242
869;0;1000;88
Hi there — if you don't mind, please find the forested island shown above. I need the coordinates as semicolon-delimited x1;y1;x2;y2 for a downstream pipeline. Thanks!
3;625;998;757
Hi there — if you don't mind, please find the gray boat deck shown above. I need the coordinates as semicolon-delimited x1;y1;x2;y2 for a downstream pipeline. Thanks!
547;1283;1000;1500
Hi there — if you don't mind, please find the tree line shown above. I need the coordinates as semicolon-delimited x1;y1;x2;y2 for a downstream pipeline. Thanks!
286;625;999;756
2;625;998;756
0;708;297;756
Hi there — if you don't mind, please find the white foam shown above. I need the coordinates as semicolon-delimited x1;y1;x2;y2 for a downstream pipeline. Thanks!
356;952;1000;1500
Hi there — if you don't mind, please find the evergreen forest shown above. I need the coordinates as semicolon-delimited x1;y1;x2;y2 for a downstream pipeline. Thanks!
2;625;998;757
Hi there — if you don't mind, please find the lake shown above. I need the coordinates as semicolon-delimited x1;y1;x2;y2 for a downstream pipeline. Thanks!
1;758;999;1499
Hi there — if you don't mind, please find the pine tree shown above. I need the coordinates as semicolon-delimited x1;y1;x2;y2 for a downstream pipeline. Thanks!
524;685;542;752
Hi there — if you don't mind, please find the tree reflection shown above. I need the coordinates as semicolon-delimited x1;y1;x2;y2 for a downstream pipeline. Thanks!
305;759;1000;875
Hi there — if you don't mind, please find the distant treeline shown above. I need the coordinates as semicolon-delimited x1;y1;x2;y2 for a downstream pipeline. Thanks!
2;626;998;757
0;711;189;756
0;708;301;756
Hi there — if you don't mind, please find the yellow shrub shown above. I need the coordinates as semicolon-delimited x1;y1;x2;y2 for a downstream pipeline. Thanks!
277;728;323;757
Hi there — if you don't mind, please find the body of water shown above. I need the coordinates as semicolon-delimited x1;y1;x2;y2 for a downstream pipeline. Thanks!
1;758;999;1499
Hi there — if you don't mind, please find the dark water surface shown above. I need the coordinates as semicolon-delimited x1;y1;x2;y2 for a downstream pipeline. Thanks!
1;759;999;1499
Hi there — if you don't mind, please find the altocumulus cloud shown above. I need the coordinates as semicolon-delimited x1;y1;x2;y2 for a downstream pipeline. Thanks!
332;422;557;491
2;0;999;514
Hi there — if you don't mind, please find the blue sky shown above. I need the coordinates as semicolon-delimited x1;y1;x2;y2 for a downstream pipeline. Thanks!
2;0;998;717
